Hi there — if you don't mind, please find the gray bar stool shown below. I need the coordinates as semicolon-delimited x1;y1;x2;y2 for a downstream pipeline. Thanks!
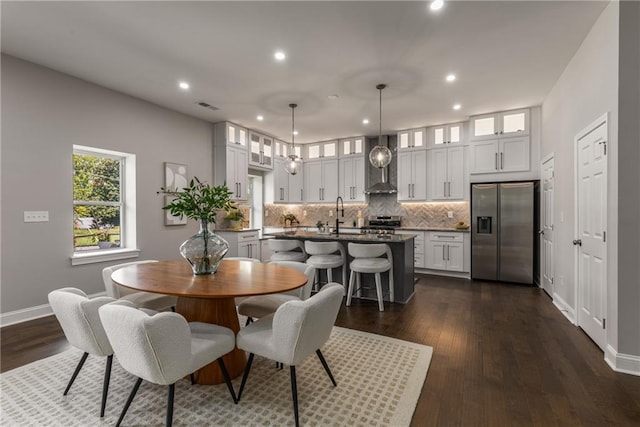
346;242;394;311
304;241;347;291
269;239;306;262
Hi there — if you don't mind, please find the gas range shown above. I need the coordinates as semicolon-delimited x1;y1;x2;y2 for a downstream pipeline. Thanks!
360;215;402;237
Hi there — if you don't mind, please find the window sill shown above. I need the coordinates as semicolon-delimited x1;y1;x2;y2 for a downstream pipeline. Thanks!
71;248;141;266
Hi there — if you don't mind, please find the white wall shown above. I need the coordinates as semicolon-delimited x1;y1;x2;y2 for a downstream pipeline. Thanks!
541;1;640;369
1;55;215;314
541;0;618;311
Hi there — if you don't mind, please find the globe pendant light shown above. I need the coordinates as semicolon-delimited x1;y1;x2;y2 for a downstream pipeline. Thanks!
285;103;302;175
369;84;392;169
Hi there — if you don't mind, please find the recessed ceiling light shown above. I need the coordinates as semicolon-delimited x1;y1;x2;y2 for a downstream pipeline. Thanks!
362;119;370;124
178;81;190;90
453;104;461;110
274;51;286;61
293;130;299;136
430;0;444;11
328;94;339;100
446;74;456;82
257;115;264;121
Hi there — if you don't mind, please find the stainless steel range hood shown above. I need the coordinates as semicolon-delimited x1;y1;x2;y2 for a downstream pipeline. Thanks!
365;135;397;194
365;171;397;194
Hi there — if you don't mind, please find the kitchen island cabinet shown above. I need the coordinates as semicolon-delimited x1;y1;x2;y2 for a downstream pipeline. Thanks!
268;231;415;304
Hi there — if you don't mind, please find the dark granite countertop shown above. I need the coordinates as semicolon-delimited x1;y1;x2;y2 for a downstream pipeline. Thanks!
397;227;470;233
266;231;416;243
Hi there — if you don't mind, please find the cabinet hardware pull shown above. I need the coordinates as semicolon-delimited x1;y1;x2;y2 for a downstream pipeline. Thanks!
500;152;504;169
495;153;498;170
572;239;582;246
443;182;446;196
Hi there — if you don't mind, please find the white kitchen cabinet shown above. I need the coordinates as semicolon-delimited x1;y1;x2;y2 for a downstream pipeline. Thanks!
260;238;273;262
428;146;465;200
274;139;289;159
215;122;248;148
339;156;366;202
304;159;339;203
216;230;260;260
397;128;426;151
428;122;464;147
426;231;464;272
249;131;273;170
305;140;338;160
470;108;529;140
339;137;365;157
214;122;249;201
397;150;427;201
470;136;530;174
265;158;305;204
396;230;425;268
226;146;248;201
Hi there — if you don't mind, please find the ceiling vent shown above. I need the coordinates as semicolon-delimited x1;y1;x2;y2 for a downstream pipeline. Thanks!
196;101;219;111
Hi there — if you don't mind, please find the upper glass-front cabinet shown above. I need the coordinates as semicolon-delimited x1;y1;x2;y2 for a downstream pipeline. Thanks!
428;123;464;147
470;109;529;140
249;131;273;170
305;140;338;160
397;128;426;151
339;137;364;157
223;122;248;147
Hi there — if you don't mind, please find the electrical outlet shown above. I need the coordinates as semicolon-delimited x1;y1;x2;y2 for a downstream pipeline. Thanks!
24;211;49;222
265;210;269;217
303;210;307;217
447;211;454;218
329;210;333;217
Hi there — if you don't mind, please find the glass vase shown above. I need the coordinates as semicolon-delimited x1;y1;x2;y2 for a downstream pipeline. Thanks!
179;220;229;275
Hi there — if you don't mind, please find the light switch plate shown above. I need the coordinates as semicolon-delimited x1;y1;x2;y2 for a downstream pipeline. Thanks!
447;211;454;218
329;210;333;217
24;211;49;222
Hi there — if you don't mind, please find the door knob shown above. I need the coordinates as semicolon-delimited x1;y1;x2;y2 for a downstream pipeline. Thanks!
572;239;582;246
538;230;544;235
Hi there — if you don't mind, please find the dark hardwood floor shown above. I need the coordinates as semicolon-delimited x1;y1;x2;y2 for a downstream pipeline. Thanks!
2;274;639;426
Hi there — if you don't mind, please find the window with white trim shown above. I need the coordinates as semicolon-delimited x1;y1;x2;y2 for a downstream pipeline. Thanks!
72;145;138;265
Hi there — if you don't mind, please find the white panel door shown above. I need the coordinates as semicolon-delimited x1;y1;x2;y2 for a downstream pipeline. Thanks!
289;167;304;203
426;241;447;270
540;155;555;296
576;118;607;351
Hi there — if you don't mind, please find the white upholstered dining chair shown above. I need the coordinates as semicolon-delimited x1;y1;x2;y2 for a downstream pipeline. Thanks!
101;260;177;311
236;282;344;427
48;288;116;418
99;301;237;427
236;261;316;324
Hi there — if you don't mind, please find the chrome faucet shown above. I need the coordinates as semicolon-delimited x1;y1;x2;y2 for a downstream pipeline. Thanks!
335;196;345;234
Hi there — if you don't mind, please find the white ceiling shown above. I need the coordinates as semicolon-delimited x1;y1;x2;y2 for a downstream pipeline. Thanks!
1;1;607;143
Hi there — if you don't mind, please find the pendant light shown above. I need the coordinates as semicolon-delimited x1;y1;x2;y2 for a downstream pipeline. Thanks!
369;84;392;169
285;103;302;175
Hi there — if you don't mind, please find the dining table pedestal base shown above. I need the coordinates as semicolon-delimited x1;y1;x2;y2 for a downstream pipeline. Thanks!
176;296;246;385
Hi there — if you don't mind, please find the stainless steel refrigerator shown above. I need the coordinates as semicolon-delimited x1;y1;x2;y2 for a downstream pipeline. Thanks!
471;181;539;284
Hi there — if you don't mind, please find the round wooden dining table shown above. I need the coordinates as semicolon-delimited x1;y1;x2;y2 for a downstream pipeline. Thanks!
110;259;308;385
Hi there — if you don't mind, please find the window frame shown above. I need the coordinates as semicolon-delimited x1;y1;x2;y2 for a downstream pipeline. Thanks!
71;145;139;265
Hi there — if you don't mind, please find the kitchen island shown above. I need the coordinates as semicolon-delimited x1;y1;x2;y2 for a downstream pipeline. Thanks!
267;231;416;304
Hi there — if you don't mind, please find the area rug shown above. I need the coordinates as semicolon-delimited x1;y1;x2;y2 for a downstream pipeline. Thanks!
1;327;432;426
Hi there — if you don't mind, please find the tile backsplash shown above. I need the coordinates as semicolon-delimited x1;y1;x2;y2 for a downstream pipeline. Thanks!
264;198;469;229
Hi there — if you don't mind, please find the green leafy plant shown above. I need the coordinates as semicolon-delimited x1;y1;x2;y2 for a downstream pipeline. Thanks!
316;220;324;229
158;177;235;223
283;213;299;226
224;209;245;221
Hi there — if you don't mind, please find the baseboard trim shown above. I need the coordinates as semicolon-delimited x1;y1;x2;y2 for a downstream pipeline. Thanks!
605;345;640;376
415;268;470;279
1;290;108;328
552;292;577;324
